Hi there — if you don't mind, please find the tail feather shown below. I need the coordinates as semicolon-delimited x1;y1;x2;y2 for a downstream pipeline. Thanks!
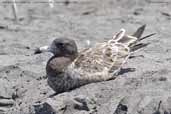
130;24;155;51
117;24;147;47
132;24;146;39
138;33;156;41
130;43;150;52
114;24;155;52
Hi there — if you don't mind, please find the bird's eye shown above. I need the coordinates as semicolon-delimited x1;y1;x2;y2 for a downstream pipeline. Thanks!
58;43;64;47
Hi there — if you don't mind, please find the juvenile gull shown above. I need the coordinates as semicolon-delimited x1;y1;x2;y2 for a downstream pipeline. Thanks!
34;25;154;94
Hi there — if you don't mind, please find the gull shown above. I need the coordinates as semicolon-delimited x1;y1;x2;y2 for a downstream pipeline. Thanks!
34;25;155;94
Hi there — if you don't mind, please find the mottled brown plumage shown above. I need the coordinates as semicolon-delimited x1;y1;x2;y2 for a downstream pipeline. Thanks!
34;25;154;94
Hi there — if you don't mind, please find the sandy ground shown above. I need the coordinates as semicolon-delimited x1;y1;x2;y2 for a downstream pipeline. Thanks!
0;0;171;114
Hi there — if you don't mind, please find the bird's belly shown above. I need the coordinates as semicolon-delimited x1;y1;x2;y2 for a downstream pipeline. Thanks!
47;69;86;93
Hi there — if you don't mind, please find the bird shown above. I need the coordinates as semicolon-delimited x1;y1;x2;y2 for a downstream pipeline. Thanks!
34;25;155;94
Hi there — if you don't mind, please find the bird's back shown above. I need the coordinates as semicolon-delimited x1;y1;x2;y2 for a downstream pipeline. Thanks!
72;29;136;81
72;25;150;78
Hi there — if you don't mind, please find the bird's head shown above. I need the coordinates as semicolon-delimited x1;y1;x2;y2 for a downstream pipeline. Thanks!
34;38;78;60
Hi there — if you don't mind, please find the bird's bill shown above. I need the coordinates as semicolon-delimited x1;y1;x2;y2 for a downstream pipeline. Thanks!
34;46;51;54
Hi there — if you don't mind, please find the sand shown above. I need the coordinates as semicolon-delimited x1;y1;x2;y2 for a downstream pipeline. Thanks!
0;0;171;114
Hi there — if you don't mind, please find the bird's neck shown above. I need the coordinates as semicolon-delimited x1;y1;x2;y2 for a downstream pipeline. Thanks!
46;56;76;77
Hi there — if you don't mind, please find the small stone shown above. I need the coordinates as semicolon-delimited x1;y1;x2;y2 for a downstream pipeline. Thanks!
158;77;167;81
